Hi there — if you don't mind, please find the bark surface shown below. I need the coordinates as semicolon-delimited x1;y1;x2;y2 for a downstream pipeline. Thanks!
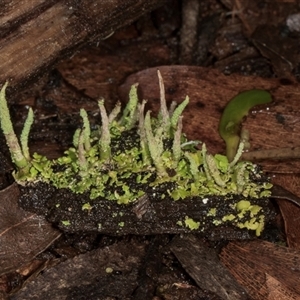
0;0;165;91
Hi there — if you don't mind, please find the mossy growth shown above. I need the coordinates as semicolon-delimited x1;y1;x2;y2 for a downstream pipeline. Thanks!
0;73;273;236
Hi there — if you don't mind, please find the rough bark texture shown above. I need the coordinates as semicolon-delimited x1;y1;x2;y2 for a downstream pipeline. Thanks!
11;238;146;300
0;0;166;91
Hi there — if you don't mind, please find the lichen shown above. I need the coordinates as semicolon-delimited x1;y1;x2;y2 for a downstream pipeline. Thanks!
0;82;32;176
0;74;273;236
61;220;70;226
184;217;200;230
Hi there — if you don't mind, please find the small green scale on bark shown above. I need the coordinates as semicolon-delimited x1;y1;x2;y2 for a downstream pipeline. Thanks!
0;73;274;236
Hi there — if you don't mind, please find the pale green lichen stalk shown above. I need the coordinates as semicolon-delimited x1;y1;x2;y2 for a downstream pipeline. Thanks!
98;99;111;161
0;82;32;178
79;108;91;151
0;75;273;236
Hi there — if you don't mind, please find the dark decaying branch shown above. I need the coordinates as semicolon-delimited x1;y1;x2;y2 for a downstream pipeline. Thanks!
0;0;166;91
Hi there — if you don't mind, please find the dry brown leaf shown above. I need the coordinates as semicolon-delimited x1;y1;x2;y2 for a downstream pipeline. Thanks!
272;174;300;249
265;273;300;300
220;240;300;299
171;235;249;299
0;184;61;276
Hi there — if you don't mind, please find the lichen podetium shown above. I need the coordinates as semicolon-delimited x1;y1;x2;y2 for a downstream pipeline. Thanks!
0;73;273;236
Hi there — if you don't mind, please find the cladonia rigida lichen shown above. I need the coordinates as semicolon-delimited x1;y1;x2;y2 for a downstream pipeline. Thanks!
0;72;273;236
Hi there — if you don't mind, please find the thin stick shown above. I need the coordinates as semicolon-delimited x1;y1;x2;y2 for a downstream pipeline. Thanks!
242;147;300;161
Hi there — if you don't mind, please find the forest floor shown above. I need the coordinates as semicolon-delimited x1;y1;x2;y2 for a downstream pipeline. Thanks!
1;1;300;299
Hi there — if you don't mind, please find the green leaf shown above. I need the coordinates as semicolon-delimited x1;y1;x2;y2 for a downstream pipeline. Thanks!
219;90;272;162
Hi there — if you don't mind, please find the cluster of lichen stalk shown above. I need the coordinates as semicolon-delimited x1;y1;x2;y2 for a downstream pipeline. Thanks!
76;73;189;178
0;73;274;235
0;72;270;198
0;72;190;182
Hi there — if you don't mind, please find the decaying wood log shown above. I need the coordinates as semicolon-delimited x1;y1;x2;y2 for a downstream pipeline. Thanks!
18;182;275;238
0;0;166;91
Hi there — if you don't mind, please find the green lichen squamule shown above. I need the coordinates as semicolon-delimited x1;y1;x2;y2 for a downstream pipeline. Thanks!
0;74;273;236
